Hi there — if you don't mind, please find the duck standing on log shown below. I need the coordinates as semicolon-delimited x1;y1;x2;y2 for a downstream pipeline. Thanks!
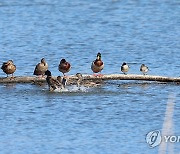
1;60;16;77
140;64;149;75
33;58;48;77
121;62;129;75
91;52;104;77
58;59;71;76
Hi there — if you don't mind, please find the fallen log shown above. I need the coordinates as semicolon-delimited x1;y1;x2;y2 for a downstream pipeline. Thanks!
0;74;180;84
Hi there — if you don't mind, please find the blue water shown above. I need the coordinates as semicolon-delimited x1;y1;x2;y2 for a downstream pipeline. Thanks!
0;0;180;153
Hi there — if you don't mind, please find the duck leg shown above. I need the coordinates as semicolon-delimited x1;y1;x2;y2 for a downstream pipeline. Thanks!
93;73;99;77
97;72;103;77
10;73;15;80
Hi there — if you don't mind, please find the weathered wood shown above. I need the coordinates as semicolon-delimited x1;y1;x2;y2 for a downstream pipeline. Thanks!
0;74;179;84
0;76;46;83
83;74;180;82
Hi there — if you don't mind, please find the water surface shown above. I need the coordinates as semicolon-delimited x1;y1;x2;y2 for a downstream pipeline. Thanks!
0;0;180;153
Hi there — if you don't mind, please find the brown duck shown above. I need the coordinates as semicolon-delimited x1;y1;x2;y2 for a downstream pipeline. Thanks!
57;76;67;89
45;70;66;91
33;58;48;76
1;60;16;77
58;59;71;76
91;52;104;76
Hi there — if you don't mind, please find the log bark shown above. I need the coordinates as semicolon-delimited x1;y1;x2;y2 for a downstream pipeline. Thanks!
0;74;180;84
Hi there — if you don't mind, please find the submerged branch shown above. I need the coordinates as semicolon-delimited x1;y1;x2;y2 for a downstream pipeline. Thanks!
0;74;180;84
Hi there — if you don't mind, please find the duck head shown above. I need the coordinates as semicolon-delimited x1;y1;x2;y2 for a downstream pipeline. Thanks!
97;52;101;60
7;60;14;64
45;70;51;76
76;73;83;80
141;64;145;67
41;58;46;66
122;62;127;66
60;59;66;64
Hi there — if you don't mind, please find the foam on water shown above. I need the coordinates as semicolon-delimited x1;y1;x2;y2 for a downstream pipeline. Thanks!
53;85;88;93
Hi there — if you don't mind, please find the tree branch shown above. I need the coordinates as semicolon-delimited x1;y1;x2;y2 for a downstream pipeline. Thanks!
0;74;179;84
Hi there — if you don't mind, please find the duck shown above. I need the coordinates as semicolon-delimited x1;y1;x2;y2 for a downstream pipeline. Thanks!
1;60;16;77
58;59;71;76
140;64;149;75
91;52;104;76
45;70;65;91
121;62;129;75
33;58;48;76
76;73;83;88
76;73;101;88
57;75;67;89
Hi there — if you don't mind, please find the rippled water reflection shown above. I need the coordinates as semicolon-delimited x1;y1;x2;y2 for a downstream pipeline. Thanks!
0;0;180;153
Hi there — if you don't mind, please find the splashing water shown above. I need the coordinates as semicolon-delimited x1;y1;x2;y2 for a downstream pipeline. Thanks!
53;85;88;93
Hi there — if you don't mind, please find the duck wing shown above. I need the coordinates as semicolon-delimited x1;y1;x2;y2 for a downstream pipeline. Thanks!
33;63;46;75
46;77;61;90
1;62;8;70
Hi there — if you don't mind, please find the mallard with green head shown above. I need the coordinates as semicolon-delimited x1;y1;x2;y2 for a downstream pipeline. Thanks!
121;62;129;75
1;60;16;77
91;52;104;76
58;58;71;76
140;64;149;75
33;58;48;76
45;70;66;91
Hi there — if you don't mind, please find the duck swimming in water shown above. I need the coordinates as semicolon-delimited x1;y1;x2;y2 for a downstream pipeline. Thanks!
45;70;66;91
140;64;149;75
121;62;129;75
76;73;83;88
75;73;102;88
33;58;48;77
58;59;71;76
91;52;104;76
1;60;16;77
57;75;67;89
